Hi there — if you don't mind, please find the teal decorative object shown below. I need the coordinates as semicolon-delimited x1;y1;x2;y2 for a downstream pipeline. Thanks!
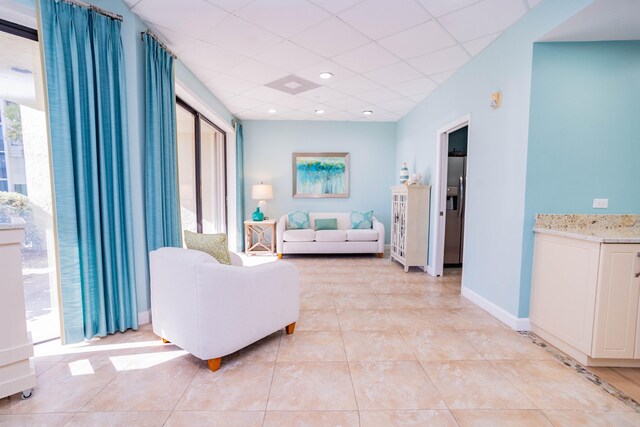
288;210;310;229
351;210;373;229
315;218;338;230
400;162;409;184
252;207;264;221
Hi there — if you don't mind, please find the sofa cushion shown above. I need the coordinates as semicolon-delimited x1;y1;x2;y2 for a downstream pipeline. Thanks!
283;229;315;242
184;230;231;265
351;210;373;229
315;230;347;242
288;210;310;229
346;229;379;242
309;212;351;230
315;218;338;230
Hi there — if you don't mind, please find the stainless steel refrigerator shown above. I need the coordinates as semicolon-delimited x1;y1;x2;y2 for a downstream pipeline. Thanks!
445;154;466;265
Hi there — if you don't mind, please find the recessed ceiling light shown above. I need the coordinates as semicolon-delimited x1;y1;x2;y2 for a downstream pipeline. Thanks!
362;110;373;115
319;72;333;79
315;109;325;114
268;108;277;114
11;66;32;74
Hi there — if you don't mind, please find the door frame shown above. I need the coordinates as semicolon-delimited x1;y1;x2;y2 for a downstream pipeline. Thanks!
428;114;470;277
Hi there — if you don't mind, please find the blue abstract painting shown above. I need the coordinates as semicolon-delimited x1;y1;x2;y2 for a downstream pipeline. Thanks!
293;153;349;198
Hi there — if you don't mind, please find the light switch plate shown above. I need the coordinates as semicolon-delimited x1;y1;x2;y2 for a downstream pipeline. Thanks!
593;198;608;209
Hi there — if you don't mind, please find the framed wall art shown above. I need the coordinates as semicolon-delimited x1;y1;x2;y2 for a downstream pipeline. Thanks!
292;152;349;198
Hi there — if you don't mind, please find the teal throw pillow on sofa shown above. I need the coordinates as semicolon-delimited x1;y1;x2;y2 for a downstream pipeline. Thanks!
288;210;310;229
351;210;373;229
184;230;232;265
315;218;338;230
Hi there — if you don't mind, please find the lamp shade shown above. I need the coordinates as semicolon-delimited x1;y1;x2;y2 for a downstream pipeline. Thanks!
252;184;273;200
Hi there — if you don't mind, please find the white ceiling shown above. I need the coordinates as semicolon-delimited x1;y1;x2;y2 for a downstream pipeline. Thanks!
124;0;541;121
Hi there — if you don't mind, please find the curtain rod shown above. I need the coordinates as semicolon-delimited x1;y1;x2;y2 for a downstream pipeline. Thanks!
62;0;123;21
141;30;177;58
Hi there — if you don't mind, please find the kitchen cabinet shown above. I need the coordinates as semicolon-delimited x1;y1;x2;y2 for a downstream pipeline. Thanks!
530;231;640;367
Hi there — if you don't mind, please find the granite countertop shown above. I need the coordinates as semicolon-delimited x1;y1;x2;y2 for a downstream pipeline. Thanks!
0;217;26;230
533;214;640;243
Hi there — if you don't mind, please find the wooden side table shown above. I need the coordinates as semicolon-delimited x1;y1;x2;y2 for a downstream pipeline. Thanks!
245;219;277;255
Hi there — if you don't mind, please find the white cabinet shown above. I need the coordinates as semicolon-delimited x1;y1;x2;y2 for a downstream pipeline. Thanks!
390;185;430;272
530;233;640;367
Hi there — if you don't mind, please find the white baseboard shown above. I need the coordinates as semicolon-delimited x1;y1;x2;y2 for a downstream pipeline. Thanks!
138;310;151;325
461;286;531;331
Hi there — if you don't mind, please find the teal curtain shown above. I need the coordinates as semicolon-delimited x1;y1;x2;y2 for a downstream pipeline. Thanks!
143;33;181;251
39;0;137;343
235;122;245;252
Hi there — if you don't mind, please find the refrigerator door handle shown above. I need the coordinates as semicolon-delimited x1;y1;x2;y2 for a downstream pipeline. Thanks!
458;175;464;219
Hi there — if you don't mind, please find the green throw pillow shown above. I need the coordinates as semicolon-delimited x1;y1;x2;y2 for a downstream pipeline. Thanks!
315;218;338;230
184;230;232;265
288;210;310;229
351;210;373;229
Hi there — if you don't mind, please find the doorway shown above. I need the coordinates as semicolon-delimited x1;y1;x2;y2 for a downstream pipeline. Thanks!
0;20;60;343
430;115;470;278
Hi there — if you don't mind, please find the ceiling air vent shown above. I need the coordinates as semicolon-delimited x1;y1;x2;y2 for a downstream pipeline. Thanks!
265;74;320;95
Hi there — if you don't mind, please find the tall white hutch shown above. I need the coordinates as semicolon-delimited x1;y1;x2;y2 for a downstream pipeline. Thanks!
390;185;431;272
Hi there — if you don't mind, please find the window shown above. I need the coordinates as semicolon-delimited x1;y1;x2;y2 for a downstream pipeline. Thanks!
176;98;227;237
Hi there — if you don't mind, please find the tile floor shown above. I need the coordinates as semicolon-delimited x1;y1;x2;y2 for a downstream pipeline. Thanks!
1;254;639;426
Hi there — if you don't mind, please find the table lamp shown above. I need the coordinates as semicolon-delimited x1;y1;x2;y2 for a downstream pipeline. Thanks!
251;183;273;221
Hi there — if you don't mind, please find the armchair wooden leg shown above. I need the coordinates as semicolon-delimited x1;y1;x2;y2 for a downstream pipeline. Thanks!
377;253;383;258
208;357;222;372
277;253;283;259
285;322;296;335
161;338;170;343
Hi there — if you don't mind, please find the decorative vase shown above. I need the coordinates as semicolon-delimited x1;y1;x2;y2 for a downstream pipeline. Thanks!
252;207;264;221
399;162;409;184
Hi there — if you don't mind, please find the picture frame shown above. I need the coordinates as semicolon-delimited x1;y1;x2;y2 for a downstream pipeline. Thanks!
292;152;350;198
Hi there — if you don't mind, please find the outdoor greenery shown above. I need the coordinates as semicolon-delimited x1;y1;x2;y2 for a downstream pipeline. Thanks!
0;191;43;251
4;101;23;144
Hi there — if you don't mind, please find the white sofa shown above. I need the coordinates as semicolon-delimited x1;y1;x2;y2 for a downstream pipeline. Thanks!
276;212;384;258
149;247;299;371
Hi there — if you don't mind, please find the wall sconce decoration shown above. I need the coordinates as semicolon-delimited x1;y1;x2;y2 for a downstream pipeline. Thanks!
490;91;502;109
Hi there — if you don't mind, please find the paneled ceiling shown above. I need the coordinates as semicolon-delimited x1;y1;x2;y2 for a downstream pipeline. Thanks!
124;0;542;121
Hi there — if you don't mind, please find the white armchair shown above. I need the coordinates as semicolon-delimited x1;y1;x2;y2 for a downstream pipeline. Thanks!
149;247;299;371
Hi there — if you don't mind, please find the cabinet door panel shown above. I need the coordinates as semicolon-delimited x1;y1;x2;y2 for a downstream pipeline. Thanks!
592;244;640;359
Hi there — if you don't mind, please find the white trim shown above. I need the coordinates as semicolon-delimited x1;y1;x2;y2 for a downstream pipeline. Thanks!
430;114;471;277
461;286;531;331
138;310;151;325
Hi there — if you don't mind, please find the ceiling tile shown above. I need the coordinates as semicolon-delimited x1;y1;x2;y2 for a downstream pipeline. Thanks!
377;20;457;60
408;45;469;75
235;0;331;38
132;0;228;39
338;0;431;40
332;43;400;74
322;111;361;121
204;0;253;12
364;62;423;86
323;96;369;111
309;0;364;14
272;96;318;110
295;60;357;85
389;77;438;97
150;25;197;54
225;95;264;110
255;41;325;73
242;86;291;102
179;41;248;72
345;103;388;115
408;93;430;102
360;111;401;121
328;75;381;96
226;59;289;85
280;110;320;120
207;87;236;100
249;104;294;115
204;72;256;93
429;69;457;84
438;0;527;42
417;0;479;17
297;104;339;115
462;32;500;55
356;87;402;103
199;16;283;57
298;86;347;103
183;63;220;84
375;97;417;113
290;17;370;58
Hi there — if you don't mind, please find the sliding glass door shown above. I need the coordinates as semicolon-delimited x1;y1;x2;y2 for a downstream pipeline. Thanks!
176;98;227;237
0;21;59;343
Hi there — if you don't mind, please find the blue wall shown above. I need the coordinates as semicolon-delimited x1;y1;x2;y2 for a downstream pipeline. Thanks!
242;120;396;241
396;0;590;318
519;41;640;316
